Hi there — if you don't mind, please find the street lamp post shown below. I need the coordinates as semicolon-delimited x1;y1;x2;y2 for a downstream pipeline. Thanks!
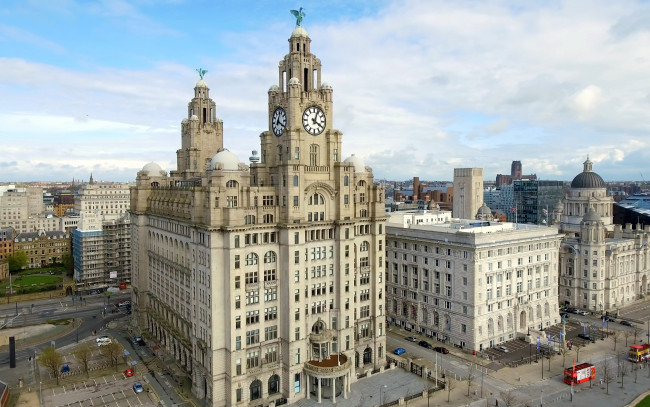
380;384;387;405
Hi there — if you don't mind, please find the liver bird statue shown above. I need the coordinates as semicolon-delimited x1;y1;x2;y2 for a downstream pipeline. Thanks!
196;68;207;80
290;7;305;27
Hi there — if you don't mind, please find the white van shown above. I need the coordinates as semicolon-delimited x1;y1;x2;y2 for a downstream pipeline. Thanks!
96;336;112;346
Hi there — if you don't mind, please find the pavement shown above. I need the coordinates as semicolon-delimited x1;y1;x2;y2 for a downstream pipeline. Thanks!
2;295;650;407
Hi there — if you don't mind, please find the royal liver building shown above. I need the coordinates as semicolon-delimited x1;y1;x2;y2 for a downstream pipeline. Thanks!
130;22;386;406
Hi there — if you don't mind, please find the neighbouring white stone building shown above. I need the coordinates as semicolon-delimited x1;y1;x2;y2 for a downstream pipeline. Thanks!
556;158;650;312
386;210;563;353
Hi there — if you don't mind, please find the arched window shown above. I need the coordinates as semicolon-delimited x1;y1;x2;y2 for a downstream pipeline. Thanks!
245;253;258;266
312;319;326;334
360;241;369;252
250;380;262;401
344;176;349;186
226;180;238;188
358;180;366;187
244;215;255;225
263;214;274;223
264;251;277;264
433;311;439;327
268;375;280;395
487;318;494;335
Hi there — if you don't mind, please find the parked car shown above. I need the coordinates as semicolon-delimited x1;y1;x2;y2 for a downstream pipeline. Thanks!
96;336;112;346
577;333;591;341
576;310;590;316
496;345;509;353
406;336;417;342
133;382;144;394
134;336;146;346
602;316;616;322
60;364;70;373
433;346;449;354
124;368;134;377
560;313;570;320
418;340;432;349
620;320;634;327
404;326;412;332
394;348;406;355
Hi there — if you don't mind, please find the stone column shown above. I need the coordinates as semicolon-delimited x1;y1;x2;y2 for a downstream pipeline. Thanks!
306;373;310;398
332;377;336;403
318;378;322;403
343;374;348;399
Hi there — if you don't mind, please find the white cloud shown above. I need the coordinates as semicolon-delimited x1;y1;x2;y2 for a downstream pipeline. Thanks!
2;0;650;182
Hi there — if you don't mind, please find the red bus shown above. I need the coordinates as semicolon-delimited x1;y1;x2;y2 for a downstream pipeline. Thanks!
564;363;595;385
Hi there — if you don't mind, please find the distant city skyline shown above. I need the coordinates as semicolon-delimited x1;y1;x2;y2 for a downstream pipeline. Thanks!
2;0;650;182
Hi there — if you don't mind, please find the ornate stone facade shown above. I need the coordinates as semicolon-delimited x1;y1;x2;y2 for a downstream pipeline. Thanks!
130;26;386;406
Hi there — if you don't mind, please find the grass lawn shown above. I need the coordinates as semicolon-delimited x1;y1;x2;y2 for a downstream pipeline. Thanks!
637;395;650;407
0;274;62;295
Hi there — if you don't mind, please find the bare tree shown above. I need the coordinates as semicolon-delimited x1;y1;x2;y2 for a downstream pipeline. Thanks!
466;365;475;396
99;341;124;371
446;377;455;403
573;342;584;363
612;330;622;350
620;360;629;388
39;346;63;385
74;343;93;378
499;389;519;407
601;360;615;395
634;363;639;383
560;346;571;368
634;327;642;344
623;330;632;347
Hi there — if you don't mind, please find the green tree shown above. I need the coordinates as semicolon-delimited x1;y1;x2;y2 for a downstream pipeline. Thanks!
7;251;28;272
100;341;124;371
74;343;93;378
62;253;74;277
39;346;64;385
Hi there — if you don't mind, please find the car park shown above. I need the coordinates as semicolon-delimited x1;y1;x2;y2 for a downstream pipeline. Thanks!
394;347;406;355
620;320;634;327
406;336;417;342
124;369;134;377
133;382;144;394
496;345;509;353
433;346;449;354
418;340;432;349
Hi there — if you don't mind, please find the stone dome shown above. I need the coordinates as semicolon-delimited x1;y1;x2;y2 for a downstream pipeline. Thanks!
582;207;601;222
344;154;366;173
288;77;300;86
190;114;199;121
571;157;606;189
181;118;188;124
141;162;165;176
477;203;492;216
210;149;241;171
195;79;208;88
291;26;308;38
321;83;332;90
269;85;280;92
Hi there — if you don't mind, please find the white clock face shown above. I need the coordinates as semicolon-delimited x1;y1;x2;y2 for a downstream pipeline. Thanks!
272;107;287;137
302;106;326;135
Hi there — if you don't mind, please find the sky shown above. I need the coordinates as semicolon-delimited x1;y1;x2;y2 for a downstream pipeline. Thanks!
2;0;650;183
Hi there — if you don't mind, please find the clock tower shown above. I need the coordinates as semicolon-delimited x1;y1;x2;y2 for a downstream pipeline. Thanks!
254;25;343;223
